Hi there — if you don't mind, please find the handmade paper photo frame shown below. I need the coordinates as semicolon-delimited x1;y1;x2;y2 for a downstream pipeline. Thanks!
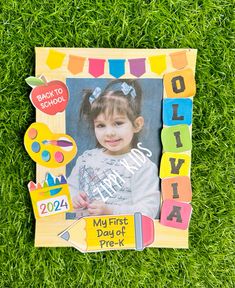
32;48;197;249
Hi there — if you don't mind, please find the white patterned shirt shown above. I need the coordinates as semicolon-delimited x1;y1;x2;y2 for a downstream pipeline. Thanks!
68;148;160;218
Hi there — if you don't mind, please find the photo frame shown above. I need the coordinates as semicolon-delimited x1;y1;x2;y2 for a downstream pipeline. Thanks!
28;47;197;251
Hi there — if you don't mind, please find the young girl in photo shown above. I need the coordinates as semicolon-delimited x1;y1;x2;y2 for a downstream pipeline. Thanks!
68;79;160;218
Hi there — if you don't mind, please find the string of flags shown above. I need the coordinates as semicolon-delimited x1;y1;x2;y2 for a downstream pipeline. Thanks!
46;49;188;78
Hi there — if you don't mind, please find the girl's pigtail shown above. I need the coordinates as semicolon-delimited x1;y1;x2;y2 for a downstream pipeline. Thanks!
79;89;93;121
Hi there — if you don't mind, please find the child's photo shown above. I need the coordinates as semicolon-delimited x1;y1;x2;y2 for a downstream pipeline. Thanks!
66;78;163;219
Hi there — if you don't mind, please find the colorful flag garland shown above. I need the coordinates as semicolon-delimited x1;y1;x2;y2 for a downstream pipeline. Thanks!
46;49;189;78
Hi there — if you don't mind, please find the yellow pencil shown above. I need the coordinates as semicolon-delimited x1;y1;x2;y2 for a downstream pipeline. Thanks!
59;212;154;252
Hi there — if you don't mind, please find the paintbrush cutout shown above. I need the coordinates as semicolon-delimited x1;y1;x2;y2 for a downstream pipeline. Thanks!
42;139;73;147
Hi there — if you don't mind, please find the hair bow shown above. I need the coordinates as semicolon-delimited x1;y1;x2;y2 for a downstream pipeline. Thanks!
89;87;102;104
121;82;136;98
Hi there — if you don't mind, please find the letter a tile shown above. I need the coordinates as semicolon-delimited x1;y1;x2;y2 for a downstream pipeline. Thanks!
160;200;192;230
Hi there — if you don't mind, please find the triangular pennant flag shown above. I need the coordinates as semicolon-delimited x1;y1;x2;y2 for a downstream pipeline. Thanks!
68;55;85;74
88;58;105;78
170;51;188;70
108;59;125;78
148;55;166;75
128;58;146;77
46;49;66;70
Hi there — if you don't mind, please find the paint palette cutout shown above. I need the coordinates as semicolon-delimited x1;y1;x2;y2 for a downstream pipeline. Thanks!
24;122;77;168
28;173;72;219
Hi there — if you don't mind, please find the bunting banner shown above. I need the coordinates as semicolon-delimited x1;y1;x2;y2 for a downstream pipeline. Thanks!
67;55;85;75
45;49;191;77
128;58;146;77
46;49;66;70
108;59;125;78
170;51;188;70
148;55;167;75
88;58;106;78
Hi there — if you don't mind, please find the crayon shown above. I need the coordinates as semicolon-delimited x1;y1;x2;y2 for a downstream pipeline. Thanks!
36;183;42;189
46;173;55;186
42;140;73;147
43;181;48;188
59;212;154;252
60;175;67;184
38;180;61;196
46;173;61;195
28;174;66;197
28;181;37;191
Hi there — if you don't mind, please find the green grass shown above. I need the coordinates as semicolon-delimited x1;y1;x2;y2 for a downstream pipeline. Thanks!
0;0;234;287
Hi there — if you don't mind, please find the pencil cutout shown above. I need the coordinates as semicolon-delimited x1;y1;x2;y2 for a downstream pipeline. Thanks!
59;212;154;252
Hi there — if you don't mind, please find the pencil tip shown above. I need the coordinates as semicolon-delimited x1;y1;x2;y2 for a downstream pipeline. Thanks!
60;231;70;241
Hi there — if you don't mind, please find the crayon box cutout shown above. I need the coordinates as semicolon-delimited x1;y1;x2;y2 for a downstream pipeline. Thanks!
29;182;72;219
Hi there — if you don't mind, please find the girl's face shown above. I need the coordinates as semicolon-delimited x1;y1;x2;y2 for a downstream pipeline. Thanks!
94;112;143;155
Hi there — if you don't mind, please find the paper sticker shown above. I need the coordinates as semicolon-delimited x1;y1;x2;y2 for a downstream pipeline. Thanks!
67;55;85;75
160;200;192;230
59;212;154;252
88;58;106;77
160;152;191;178
28;173;72;219
128;58;146;77
24;122;77;168
161;124;192;152
164;68;196;98
148;55;166;75
46;49;66;69
161;176;192;202
26;76;69;115
170;51;188;70
108;59;125;78
163;98;193;126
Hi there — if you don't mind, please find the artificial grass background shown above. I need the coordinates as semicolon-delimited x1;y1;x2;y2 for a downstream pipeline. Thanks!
0;0;234;287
